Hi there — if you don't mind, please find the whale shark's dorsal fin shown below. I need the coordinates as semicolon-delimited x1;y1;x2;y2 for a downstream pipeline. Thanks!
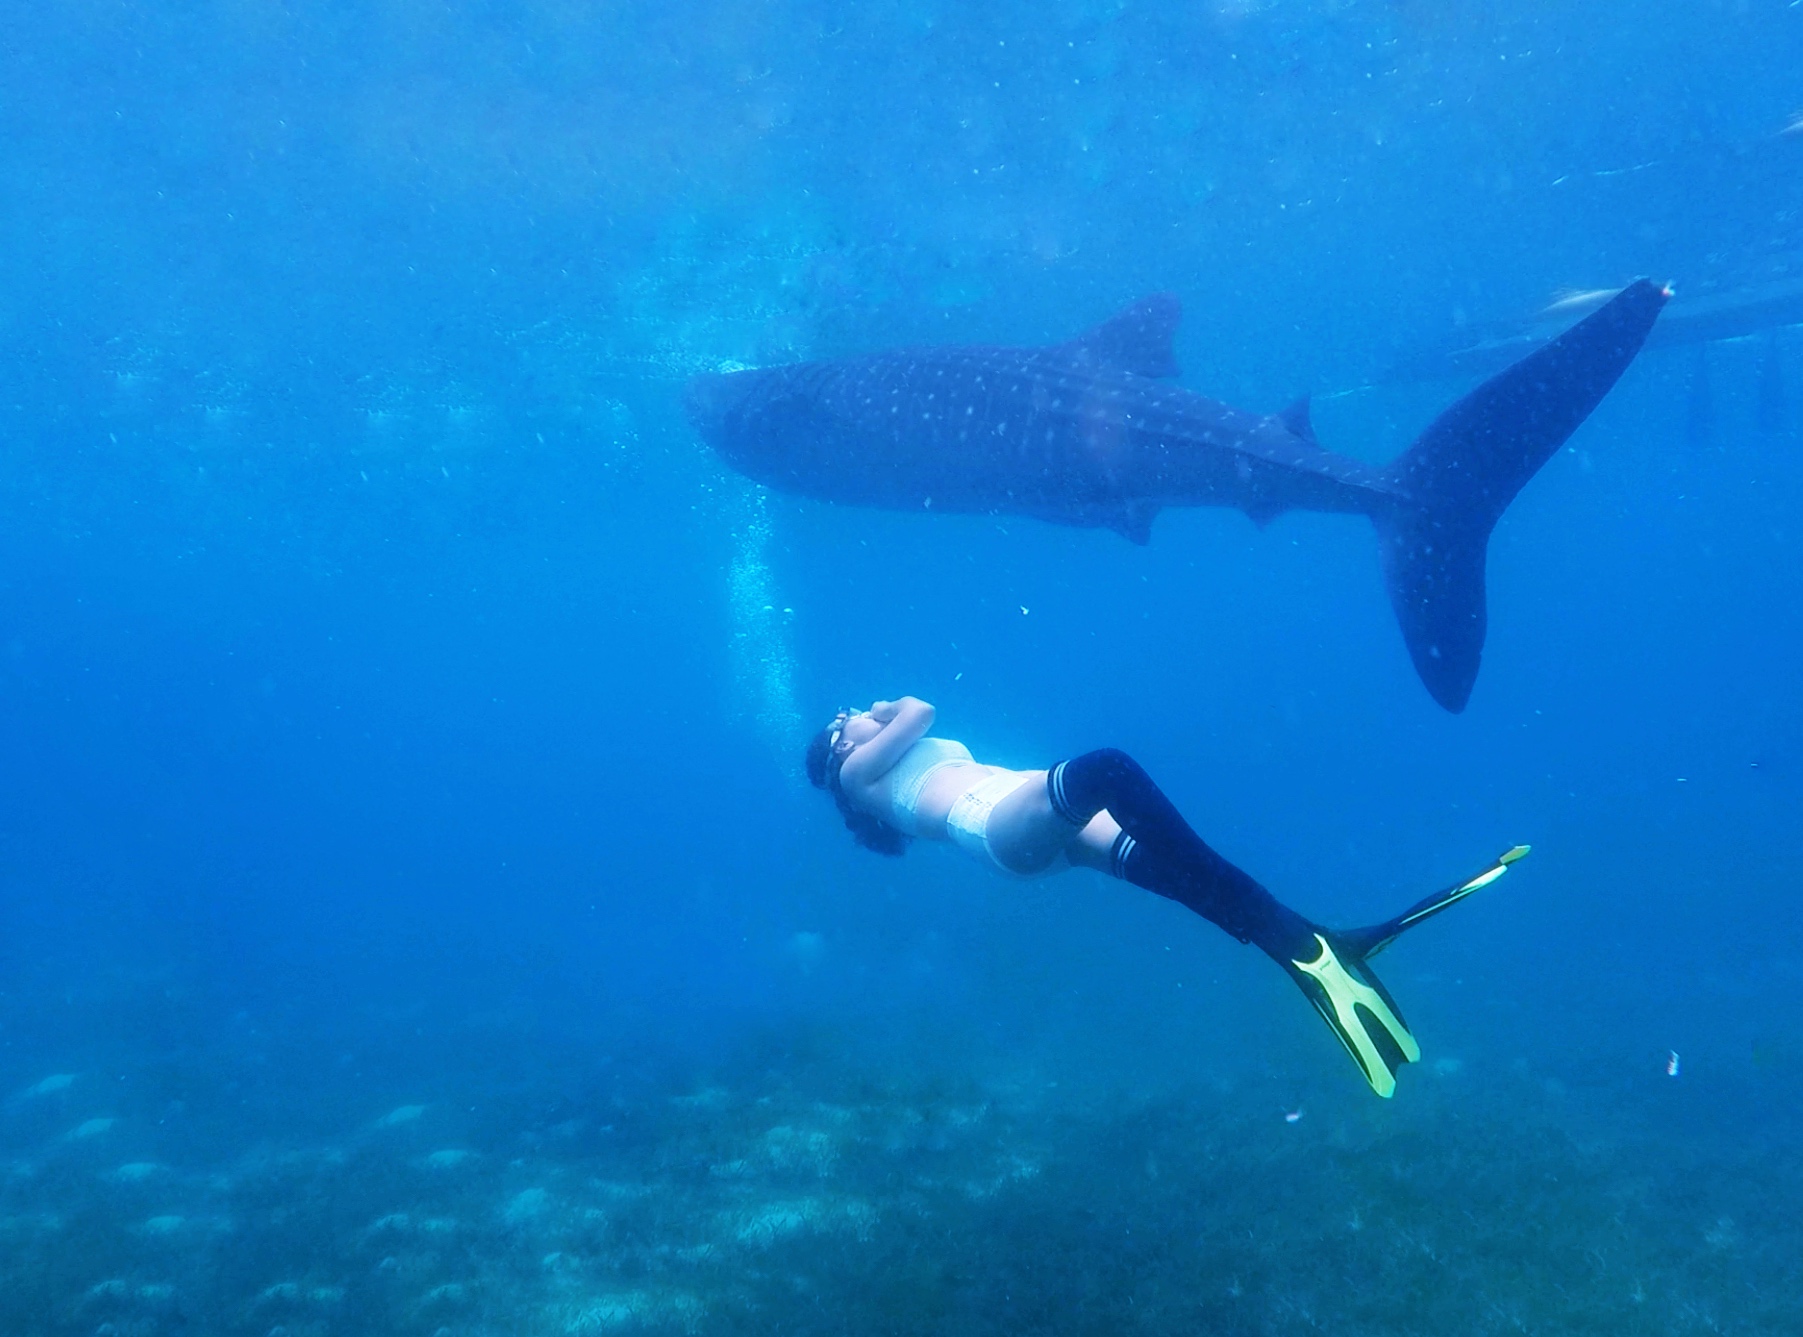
1062;293;1183;379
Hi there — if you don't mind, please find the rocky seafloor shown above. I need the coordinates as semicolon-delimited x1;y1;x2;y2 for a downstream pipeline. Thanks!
5;1033;1802;1337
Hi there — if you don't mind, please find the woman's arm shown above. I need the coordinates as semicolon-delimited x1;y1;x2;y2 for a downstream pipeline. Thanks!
840;697;935;788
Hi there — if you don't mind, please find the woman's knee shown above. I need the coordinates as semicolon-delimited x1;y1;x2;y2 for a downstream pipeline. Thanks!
1059;748;1151;804
1083;747;1142;779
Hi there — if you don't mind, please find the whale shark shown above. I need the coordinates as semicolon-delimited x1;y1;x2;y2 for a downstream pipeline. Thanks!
685;281;1668;711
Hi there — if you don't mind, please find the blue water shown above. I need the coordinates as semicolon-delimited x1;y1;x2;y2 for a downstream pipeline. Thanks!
2;3;1801;1333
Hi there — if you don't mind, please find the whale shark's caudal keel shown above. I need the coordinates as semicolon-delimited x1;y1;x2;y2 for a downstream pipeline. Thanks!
685;281;1668;711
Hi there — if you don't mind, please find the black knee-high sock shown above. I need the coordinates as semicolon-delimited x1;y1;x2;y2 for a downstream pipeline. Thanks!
1049;749;1316;962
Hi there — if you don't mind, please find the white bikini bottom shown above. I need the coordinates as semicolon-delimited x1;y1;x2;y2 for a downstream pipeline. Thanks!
945;771;1069;879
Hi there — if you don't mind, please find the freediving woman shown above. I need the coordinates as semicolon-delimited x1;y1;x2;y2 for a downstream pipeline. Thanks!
805;696;1527;1098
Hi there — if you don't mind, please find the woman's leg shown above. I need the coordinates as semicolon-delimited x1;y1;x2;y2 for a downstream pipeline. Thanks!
1046;749;1315;961
982;772;1088;874
981;753;1311;952
984;773;1124;876
1046;748;1421;1099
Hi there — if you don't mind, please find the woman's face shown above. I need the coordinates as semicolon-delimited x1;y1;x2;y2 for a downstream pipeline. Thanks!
839;711;884;748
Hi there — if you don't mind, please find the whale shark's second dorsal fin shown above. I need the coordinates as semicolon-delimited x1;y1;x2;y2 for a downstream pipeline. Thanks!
1275;396;1319;447
1062;293;1183;379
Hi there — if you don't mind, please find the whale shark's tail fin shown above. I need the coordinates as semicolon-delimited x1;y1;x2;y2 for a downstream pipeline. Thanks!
1373;280;1668;711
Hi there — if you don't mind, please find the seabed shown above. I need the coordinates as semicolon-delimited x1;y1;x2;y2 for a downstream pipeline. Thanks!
4;1025;1798;1337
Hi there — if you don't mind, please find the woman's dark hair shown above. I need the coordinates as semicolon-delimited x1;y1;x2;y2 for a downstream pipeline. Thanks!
804;719;910;857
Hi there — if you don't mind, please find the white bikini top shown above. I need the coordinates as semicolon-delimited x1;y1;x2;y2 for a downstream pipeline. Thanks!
884;736;976;836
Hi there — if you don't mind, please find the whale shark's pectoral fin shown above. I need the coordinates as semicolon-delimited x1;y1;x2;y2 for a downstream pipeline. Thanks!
1106;501;1162;545
1063;293;1183;379
1238;492;1289;528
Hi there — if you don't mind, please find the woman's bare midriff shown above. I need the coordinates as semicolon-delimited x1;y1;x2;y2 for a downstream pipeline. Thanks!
911;761;1030;833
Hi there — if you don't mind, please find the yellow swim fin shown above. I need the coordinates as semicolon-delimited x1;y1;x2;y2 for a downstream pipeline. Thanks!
1351;845;1530;960
1289;846;1529;1097
1286;933;1420;1099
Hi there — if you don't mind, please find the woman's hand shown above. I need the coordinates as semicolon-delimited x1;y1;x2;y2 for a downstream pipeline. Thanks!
869;696;929;725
